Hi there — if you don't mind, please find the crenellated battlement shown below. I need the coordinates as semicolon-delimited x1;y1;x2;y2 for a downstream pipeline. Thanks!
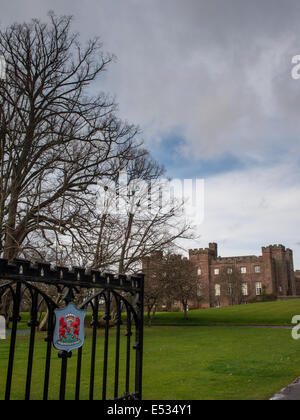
189;242;218;258
191;243;292;262
189;248;211;256
213;255;263;264
262;244;286;253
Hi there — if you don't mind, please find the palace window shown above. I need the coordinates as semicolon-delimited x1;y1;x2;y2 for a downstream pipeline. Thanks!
197;267;201;276
227;268;233;274
242;283;248;296
215;284;221;296
227;283;233;295
214;268;220;275
254;265;260;273
256;282;262;296
240;267;247;274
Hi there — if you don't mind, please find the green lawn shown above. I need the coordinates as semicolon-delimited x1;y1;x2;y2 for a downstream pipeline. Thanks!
16;299;300;330
1;325;300;400
150;299;300;326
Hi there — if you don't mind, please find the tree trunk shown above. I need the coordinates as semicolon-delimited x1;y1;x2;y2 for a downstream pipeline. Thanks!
151;306;157;326
183;302;188;320
38;308;49;331
119;213;134;274
0;289;12;328
3;188;20;261
93;214;107;268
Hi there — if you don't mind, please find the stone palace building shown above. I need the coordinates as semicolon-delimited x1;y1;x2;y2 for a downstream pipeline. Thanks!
143;242;299;309
189;243;297;308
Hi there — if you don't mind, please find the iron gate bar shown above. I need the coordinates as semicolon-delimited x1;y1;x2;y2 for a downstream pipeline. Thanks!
5;282;20;401
135;280;144;400
0;258;144;401
125;301;132;395
114;293;121;399
102;290;111;401
43;306;55;401
89;295;99;401
59;350;71;401
75;347;83;400
25;288;38;400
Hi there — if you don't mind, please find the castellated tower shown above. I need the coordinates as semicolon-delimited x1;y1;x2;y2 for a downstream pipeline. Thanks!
142;250;163;273
189;243;218;308
261;245;296;296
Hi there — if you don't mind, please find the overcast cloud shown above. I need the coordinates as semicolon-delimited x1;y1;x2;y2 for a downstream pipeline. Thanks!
1;0;300;265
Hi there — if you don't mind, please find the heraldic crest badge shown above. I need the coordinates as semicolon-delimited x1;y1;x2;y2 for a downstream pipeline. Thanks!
53;303;86;352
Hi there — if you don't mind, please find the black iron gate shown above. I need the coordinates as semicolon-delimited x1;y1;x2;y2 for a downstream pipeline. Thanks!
0;258;144;400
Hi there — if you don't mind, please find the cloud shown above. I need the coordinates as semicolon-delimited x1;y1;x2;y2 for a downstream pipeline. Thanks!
188;160;300;267
2;1;300;160
90;0;300;161
1;0;300;264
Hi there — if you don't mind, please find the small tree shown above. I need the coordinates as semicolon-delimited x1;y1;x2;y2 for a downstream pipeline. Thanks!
165;254;199;319
143;252;169;326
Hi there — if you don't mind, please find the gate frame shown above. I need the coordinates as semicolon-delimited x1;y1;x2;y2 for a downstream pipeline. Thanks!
0;258;144;401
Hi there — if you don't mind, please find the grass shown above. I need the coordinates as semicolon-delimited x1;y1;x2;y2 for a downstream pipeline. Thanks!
150;299;300;326
15;299;300;330
2;300;300;400
1;325;300;400
143;327;300;400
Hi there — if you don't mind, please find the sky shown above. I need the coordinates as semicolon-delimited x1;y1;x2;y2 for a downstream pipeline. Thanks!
1;0;300;266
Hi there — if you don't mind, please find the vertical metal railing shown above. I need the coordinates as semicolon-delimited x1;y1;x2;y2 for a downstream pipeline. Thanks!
114;294;121;399
43;307;55;401
25;289;38;400
89;295;99;400
5;282;21;401
135;277;145;400
0;259;144;401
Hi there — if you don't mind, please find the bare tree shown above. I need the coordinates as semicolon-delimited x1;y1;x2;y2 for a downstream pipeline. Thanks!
0;13;140;262
0;13;196;327
142;251;169;327
67;150;195;274
164;254;199;319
